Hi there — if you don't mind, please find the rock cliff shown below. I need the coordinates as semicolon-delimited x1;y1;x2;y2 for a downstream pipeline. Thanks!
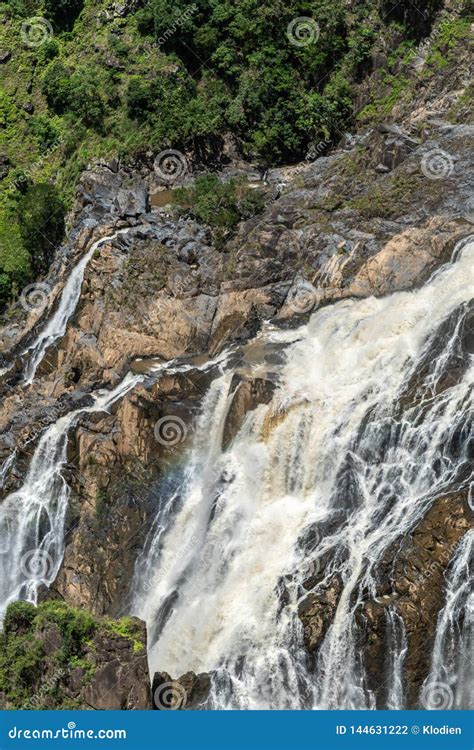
0;2;472;710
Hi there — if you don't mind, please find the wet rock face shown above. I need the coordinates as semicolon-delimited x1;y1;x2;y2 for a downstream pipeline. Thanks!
297;491;471;708
298;576;343;654
152;671;211;710
81;622;151;710
361;491;471;708
222;376;275;450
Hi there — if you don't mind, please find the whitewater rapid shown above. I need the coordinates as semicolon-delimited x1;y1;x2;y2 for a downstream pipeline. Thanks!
0;225;472;710
135;237;473;709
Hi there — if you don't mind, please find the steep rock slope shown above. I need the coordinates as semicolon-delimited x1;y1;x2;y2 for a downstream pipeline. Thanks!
0;2;472;709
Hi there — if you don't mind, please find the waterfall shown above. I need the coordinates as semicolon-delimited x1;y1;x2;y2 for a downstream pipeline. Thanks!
423;531;473;710
135;237;473;709
385;609;408;710
1;219;472;708
0;372;143;620
24;229;131;384
0;348;231;621
0;451;16;490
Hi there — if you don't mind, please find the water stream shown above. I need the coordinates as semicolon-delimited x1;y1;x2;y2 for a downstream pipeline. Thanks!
135;238;473;709
0;227;472;709
24;229;132;384
0;372;143;619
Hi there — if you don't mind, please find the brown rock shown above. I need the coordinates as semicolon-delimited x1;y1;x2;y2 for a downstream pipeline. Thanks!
298;575;343;653
152;670;210;710
222;376;275;450
362;491;471;707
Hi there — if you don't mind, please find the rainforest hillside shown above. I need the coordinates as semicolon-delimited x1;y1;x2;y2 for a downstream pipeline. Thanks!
1;0;471;310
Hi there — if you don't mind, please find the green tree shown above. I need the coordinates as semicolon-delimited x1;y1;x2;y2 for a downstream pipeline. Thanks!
379;0;443;37
42;61;72;114
17;184;65;275
0;220;31;309
69;68;106;130
44;0;84;30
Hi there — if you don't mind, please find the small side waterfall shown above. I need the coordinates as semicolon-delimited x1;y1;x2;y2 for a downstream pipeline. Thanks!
0;349;231;621
423;531;473;710
135;238;473;709
0;452;16;490
0;372;142;619
24;229;131;384
385;610;408;710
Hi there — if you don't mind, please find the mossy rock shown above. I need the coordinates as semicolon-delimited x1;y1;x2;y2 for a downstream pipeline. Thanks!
0;600;147;709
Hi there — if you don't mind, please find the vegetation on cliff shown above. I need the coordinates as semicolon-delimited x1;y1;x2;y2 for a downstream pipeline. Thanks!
2;0;470;309
0;600;146;709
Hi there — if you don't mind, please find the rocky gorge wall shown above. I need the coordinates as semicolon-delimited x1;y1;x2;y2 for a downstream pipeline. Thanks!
0;5;473;709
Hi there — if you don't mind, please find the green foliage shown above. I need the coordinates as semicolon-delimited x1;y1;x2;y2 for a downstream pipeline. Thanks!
42;61;73;114
0;182;65;310
104;616;144;652
0;602;45;705
0;601;145;708
29;115;61;152
37;38;60;63
35;601;97;659
69;68;106;130
0;217;31;309
137;0;355;161
42;62;106;130
3;0;41;17
16;183;65;275
174;174;265;243
378;0;443;37
3;601;37;635
44;0;84;30
0;601;95;707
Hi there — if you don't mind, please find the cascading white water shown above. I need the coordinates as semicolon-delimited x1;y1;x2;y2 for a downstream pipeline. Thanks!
24;229;131;384
423;531;473;710
0;348;231;621
385;609;408;710
135;238;473;709
0;371;142;620
0;452;16;490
